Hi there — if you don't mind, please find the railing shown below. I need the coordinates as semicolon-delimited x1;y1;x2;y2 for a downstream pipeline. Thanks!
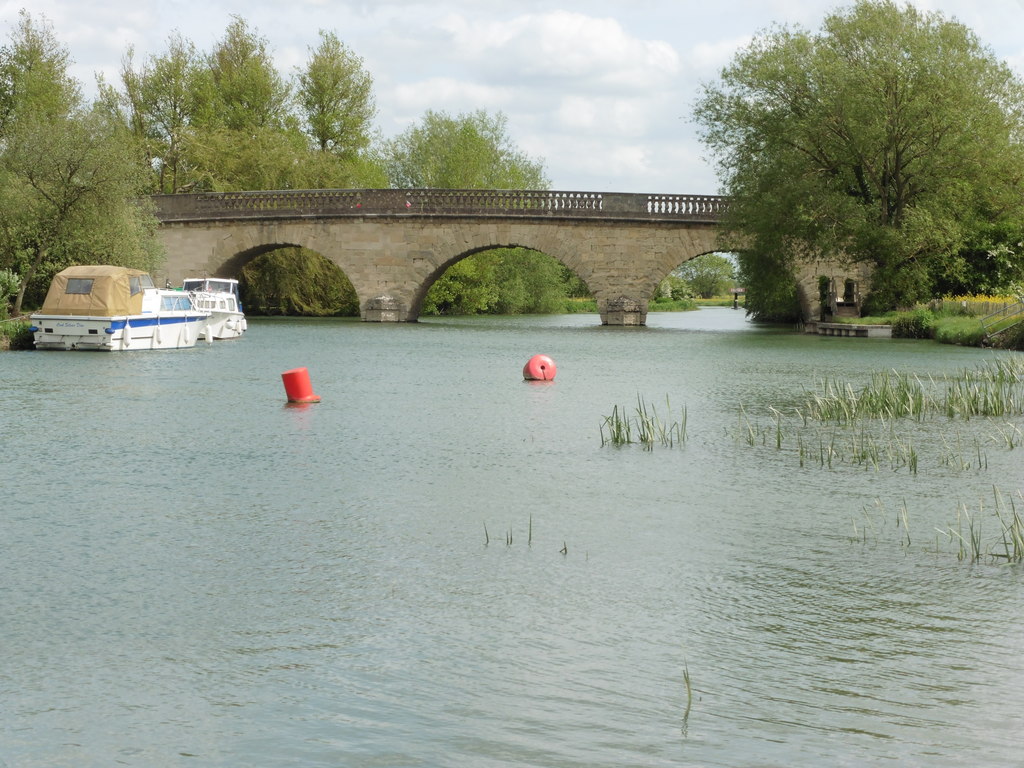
152;189;728;223
981;298;1024;341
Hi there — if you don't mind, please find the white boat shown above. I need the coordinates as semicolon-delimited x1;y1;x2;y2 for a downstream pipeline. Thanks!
30;265;211;351
182;277;247;340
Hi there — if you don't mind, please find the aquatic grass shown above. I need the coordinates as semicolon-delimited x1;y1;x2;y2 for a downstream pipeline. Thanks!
733;416;922;474
855;499;912;548
943;378;1023;419
733;359;1024;478
800;361;1024;424
938;430;989;472
992;422;1024;449
859;490;1024;564
681;659;693;736
943;502;984;562
484;516;570;555
601;395;687;449
802;370;934;422
602;404;633;446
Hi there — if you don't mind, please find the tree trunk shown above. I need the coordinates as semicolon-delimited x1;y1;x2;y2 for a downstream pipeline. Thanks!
12;242;47;317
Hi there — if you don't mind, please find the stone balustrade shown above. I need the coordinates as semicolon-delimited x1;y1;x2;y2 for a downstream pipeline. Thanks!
152;188;727;223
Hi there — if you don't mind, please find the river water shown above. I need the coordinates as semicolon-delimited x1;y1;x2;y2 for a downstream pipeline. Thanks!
3;308;1023;767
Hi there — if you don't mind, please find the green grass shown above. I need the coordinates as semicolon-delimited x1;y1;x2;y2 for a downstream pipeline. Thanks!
694;296;746;307
648;297;699;312
830;313;895;325
563;297;597;313
933;316;986;346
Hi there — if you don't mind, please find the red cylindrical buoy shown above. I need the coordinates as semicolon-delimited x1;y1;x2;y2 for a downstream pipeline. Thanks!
523;354;556;381
281;367;321;403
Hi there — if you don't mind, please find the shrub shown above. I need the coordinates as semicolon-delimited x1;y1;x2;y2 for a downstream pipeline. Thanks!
991;321;1024;351
0;268;19;320
0;319;34;350
890;309;936;339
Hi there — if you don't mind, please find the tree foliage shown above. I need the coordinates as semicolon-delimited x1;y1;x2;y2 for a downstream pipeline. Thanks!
296;30;376;158
0;12;160;315
421;249;572;316
203;16;291;134
673;253;736;298
240;248;359;316
383;109;548;190
119;33;206;193
118;18;383;192
694;0;1024;317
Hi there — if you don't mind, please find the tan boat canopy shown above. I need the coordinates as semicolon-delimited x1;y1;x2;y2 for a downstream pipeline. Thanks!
39;265;155;317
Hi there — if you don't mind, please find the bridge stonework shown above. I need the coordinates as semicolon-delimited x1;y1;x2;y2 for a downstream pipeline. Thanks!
153;189;726;324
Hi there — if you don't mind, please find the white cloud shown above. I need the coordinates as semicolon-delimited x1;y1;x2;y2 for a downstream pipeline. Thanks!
436;11;680;93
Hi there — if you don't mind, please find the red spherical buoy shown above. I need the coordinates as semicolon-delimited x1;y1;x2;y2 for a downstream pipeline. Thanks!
523;354;556;381
281;366;321;403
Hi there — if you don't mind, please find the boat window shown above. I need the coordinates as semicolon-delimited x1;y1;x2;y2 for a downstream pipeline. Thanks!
129;275;155;295
161;295;193;311
66;278;94;294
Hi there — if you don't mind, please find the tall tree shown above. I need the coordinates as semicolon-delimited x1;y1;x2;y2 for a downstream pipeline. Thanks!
119;33;207;193
0;11;79;134
694;0;1024;317
296;30;375;157
384;109;548;189
0;13;161;315
204;16;290;133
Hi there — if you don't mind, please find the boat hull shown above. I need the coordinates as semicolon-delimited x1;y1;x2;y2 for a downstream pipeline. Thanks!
199;310;247;340
30;313;211;351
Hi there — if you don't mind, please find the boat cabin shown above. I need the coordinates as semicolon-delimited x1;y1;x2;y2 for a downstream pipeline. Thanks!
39;265;156;317
183;278;240;298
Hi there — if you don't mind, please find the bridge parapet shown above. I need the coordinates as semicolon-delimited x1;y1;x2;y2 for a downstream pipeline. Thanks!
152;188;726;223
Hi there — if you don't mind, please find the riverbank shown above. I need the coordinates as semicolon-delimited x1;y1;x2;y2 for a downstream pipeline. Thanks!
828;306;1024;350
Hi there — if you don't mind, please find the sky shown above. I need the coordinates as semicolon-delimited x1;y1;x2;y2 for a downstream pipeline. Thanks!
4;0;1024;195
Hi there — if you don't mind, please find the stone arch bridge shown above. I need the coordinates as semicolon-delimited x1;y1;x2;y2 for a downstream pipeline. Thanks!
153;188;727;324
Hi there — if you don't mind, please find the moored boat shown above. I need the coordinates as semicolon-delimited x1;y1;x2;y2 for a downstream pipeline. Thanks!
182;277;247;340
30;265;211;351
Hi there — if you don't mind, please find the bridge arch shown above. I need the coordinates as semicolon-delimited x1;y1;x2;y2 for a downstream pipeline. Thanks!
409;241;594;319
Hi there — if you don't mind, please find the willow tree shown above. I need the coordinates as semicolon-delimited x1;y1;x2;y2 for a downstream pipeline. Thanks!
694;0;1024;317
